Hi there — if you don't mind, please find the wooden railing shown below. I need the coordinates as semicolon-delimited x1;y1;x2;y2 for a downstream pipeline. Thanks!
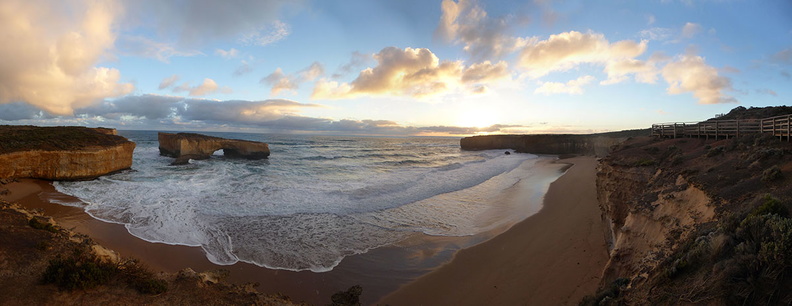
652;114;791;141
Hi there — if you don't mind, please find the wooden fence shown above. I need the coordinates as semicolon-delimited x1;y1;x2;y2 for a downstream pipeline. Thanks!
652;114;791;141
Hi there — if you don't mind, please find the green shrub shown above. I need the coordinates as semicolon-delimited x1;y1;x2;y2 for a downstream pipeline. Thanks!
761;166;783;183
29;217;58;233
706;146;725;157
749;194;788;218
42;256;116;290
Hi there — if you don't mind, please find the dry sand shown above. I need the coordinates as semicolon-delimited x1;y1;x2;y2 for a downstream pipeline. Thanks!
379;156;609;305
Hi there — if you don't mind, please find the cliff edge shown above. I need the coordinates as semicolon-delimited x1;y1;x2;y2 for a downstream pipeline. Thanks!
0;126;135;180
158;132;269;163
460;129;648;156
588;133;792;305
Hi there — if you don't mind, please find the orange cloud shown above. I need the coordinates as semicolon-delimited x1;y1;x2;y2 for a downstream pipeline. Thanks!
518;31;648;78
662;54;735;104
0;0;133;115
312;47;509;99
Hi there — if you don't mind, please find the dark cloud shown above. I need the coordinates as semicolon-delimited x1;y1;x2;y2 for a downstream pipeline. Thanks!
0;102;49;120
4;94;519;136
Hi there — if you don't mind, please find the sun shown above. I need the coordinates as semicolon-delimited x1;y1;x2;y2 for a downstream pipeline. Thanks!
457;109;499;128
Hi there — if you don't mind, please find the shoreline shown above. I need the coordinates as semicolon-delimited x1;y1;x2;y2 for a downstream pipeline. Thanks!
379;156;609;305
0;156;604;305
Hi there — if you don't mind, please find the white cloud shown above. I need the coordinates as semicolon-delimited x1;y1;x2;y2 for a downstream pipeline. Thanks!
640;27;674;41
517;31;647;78
172;78;232;96
535;75;595;95
312;47;510;99
123;0;298;47
0;0;133;115
239;20;291;46
435;0;530;60
159;75;180;89
681;22;702;39
117;35;203;62
661;54;736;104
262;68;297;95
261;62;325;95
215;48;239;59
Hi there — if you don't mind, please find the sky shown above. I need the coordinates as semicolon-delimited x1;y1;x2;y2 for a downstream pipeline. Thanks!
0;0;790;136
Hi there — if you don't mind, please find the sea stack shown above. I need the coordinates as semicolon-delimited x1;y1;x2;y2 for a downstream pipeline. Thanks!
158;132;270;164
0;126;136;180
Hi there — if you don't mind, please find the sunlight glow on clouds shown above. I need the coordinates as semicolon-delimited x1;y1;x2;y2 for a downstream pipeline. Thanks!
535;75;595;95
312;47;510;99
0;0;133;115
518;31;648;78
662;54;735;104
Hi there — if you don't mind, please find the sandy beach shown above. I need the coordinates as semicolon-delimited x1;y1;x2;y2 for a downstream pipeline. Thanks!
380;156;609;305
1;156;607;305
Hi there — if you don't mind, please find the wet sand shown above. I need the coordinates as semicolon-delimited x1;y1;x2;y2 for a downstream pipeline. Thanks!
1;156;606;305
379;156;609;305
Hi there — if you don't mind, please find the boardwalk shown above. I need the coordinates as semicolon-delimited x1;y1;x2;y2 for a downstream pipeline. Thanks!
652;114;792;141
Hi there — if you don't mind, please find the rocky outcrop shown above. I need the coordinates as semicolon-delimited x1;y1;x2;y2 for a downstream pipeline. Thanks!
158;132;269;163
460;130;648;156
0;126;135;180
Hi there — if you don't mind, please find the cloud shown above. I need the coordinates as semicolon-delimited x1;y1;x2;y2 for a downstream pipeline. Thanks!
336;52;374;77
517;31;647;78
76;94;183;119
0;102;49;121
771;47;792;65
312;47;510;99
215;48;239;59
4;94;522;136
159;75;180;90
461;61;510;83
681;22;702;39
261;68;297;95
123;0;298;47
0;0;134;115
640;27;674;41
535;75;595;95
172;78;232;96
661;54;736;104
262;62;325;95
116;35;203;62
239;20;291;46
435;0;529;60
601;55;666;85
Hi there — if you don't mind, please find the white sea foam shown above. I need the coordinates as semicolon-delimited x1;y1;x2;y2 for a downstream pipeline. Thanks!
54;132;563;272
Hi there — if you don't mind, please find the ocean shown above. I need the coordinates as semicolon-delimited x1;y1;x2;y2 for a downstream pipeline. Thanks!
54;131;564;273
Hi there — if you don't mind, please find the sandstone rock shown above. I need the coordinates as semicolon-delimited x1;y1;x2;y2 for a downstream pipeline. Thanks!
158;132;269;161
0;126;135;180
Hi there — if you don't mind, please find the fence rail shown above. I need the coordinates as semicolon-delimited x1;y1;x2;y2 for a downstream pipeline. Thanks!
652;114;791;141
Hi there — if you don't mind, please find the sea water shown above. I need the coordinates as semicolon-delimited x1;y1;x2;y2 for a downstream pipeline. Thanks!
54;131;563;272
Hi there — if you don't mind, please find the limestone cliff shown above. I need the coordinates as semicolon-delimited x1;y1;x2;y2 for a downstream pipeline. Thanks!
0;126;135;180
589;134;792;305
460;129;647;156
158;132;269;162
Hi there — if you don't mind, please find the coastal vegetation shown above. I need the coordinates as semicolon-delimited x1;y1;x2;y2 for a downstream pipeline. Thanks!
586;106;792;305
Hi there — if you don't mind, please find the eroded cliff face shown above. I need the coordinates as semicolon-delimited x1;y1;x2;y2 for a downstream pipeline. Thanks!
590;133;792;305
597;162;715;286
0;126;136;180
